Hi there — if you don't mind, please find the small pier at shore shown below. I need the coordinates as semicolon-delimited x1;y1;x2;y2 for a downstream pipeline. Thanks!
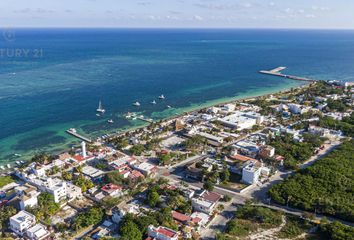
66;129;92;143
260;67;319;82
137;116;154;123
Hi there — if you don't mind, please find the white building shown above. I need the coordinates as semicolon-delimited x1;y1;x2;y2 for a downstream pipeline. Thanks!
148;225;179;240
17;187;40;210
288;104;311;114
26;223;50;240
221;103;235;112
233;140;260;157
132;162;157;176
190;211;210;227
9;211;36;236
41;178;67;203
242;162;262;185
219;111;264;130
30;177;68;203
191;198;216;214
81;165;105;181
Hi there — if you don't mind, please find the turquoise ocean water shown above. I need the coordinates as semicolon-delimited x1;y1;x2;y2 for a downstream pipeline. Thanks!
0;29;354;165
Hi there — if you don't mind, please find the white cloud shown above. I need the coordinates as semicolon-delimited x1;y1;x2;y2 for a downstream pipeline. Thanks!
194;15;203;21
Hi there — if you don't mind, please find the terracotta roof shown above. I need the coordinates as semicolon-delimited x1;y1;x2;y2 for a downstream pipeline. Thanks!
130;170;144;179
171;211;191;222
156;227;178;238
191;217;202;224
201;191;221;203
229;154;256;162
101;183;122;193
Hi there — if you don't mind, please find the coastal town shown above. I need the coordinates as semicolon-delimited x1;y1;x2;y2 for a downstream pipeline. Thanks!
0;80;353;240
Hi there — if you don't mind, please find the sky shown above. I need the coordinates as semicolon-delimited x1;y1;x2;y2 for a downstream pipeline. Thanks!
0;0;353;29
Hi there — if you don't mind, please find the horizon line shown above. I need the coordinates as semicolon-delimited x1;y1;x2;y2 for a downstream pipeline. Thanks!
1;26;354;31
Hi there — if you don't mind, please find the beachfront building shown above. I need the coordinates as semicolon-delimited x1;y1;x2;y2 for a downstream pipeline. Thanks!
9;210;36;236
147;225;179;240
218;111;264;130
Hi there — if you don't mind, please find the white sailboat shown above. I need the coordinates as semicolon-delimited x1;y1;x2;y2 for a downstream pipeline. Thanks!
108;119;114;124
158;94;165;99
133;102;141;107
151;100;157;105
96;101;106;113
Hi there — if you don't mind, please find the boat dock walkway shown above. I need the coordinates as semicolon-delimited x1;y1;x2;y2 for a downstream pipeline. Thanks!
137;116;154;123
66;129;92;143
260;67;319;82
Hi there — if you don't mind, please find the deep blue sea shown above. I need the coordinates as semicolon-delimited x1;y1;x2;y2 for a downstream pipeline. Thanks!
0;29;354;165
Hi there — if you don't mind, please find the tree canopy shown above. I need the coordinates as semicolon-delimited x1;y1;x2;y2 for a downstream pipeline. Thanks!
269;140;354;222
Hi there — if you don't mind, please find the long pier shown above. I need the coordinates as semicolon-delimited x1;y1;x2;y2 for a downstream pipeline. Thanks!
260;67;319;82
66;129;92;143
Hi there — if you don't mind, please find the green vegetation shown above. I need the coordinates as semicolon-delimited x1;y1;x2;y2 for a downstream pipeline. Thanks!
28;192;60;224
225;205;282;237
268;133;325;169
108;137;129;150
119;207;177;239
147;189;160;207
129;144;145;156
269;140;354;222
278;215;311;239
319;114;354;137
0;176;14;188
317;221;354;240
30;152;54;164
236;205;283;229
203;181;214;191
73;174;94;192
183;135;207;152
0;206;16;236
72;207;104;230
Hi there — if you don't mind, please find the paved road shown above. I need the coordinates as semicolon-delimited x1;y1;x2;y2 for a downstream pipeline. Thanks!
200;201;238;240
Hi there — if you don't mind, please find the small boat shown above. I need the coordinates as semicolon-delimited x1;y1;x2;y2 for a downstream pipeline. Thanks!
108;119;114;124
15;161;21;166
69;128;77;133
14;153;22;157
20;161;25;164
133;102;141;107
151;100;157;105
96;100;106;113
167;105;172;109
0;166;5;170
96;113;100;117
6;164;11;169
158;94;165;99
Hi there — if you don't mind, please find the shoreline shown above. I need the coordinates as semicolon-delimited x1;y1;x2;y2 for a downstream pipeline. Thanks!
104;82;309;140
0;81;309;171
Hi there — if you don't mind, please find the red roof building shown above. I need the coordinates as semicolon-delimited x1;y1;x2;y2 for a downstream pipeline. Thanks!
201;191;221;203
101;183;123;196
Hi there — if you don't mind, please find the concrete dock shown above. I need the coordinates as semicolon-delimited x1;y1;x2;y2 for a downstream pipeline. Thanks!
260;67;318;82
137;116;154;123
66;129;92;143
